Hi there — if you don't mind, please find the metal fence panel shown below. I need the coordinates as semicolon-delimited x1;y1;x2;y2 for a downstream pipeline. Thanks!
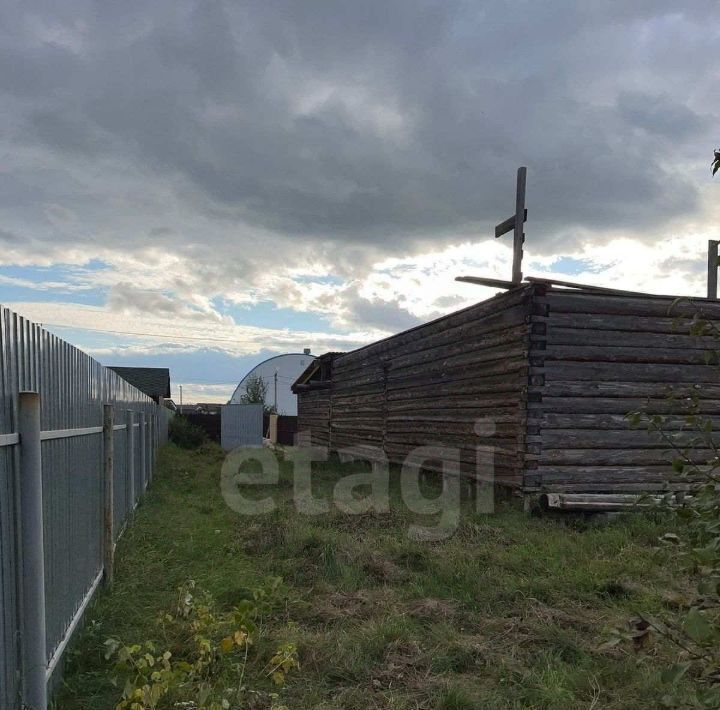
0;304;164;708
221;404;263;449
42;435;104;659
0;445;18;709
113;427;128;536
0;308;19;709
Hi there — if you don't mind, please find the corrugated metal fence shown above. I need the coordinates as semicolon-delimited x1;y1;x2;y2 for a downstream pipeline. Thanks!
0;305;168;709
221;404;263;449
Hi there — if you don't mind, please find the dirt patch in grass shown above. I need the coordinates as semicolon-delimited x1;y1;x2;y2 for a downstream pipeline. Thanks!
362;552;407;584
402;597;458;621
307;589;393;623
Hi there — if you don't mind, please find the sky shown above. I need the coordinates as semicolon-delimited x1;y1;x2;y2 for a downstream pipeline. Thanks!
1;1;718;403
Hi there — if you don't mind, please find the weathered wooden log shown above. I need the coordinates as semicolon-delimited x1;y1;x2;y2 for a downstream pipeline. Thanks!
545;291;720;318
533;413;720;429
387;400;523;416
544;327;717;350
535;362;720;384
388;379;525;402
539;448;714;465
531;381;720;399
539;312;714;334
528;398;720;415
536;428;720;448
540;493;683;511
545;345;719;365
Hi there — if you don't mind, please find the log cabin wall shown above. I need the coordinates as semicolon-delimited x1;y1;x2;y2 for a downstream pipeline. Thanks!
327;286;537;487
526;287;720;493
297;386;332;447
295;352;340;447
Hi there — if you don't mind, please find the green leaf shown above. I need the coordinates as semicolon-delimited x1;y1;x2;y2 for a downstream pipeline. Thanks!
684;609;714;643
660;663;690;685
694;544;718;564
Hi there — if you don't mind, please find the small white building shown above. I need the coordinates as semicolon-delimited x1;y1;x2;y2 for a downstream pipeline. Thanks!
228;350;314;415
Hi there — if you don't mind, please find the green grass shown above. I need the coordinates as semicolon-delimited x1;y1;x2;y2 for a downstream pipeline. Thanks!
56;443;693;709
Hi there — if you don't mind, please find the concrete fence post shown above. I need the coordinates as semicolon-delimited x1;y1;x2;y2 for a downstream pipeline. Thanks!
102;404;114;588
18;391;48;710
126;410;135;512
139;412;147;492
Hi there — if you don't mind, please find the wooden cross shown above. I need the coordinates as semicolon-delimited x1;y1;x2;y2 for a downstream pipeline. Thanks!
455;166;528;290
494;166;527;284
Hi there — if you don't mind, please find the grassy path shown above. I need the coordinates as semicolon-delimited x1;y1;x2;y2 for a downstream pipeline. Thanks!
57;444;689;709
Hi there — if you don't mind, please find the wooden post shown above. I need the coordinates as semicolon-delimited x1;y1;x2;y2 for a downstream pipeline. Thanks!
126;410;135;513
708;240;719;299
268;414;278;444
139;412;147;491
148;413;154;483
18;391;48;710
512;167;527;284
103;404;114;587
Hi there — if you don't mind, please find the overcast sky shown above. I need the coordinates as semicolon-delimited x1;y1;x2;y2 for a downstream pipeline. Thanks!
1;1;718;401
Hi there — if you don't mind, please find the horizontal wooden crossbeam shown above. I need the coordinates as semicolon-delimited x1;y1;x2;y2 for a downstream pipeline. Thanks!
455;276;518;289
495;208;527;238
524;277;652;297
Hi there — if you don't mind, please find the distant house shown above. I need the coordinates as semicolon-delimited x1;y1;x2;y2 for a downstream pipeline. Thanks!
108;367;171;404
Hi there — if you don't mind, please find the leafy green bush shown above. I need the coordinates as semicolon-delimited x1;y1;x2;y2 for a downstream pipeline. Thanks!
169;415;207;449
105;578;298;709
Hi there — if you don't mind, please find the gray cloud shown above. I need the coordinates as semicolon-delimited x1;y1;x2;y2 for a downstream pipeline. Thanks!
1;1;719;335
0;229;22;245
106;282;226;323
617;91;708;139
336;286;425;332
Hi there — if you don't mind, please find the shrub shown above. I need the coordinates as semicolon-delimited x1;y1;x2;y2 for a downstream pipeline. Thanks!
169;415;207;449
105;578;298;709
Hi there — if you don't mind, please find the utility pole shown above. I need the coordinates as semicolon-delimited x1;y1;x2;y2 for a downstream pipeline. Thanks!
179;384;183;410
274;371;278;412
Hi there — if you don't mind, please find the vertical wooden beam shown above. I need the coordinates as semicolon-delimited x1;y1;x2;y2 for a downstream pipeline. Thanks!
268;413;278;444
102;404;114;588
512;167;527;284
708;240;719;299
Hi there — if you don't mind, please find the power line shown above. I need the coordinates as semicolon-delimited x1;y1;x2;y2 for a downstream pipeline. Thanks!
42;322;266;344
42;322;333;351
